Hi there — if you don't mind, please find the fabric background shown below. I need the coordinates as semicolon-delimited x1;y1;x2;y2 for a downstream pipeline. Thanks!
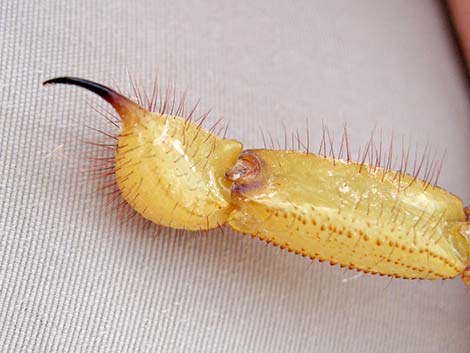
1;0;469;352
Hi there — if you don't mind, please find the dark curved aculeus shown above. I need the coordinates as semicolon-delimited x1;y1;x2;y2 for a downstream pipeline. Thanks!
43;76;124;101
43;76;140;121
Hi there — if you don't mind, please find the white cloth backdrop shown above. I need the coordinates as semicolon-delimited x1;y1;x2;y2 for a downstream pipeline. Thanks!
1;0;469;352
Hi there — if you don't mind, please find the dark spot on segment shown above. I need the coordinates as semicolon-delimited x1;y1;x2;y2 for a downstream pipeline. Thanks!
464;206;470;222
231;180;263;197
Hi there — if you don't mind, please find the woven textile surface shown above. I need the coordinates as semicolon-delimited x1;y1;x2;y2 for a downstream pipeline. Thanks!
1;0;469;352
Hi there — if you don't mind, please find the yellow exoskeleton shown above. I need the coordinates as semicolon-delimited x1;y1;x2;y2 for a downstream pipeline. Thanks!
44;77;470;285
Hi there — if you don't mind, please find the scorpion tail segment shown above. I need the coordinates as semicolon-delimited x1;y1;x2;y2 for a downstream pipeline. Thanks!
227;149;470;283
460;209;470;286
43;76;145;127
463;263;470;286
